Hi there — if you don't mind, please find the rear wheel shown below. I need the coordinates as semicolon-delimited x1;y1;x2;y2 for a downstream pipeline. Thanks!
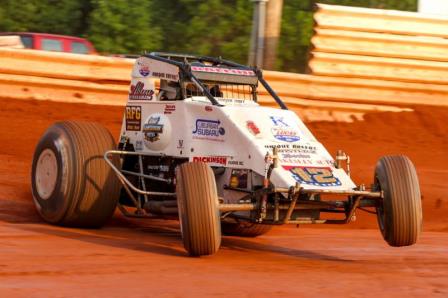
31;121;120;228
375;155;422;247
221;222;272;237
176;162;221;256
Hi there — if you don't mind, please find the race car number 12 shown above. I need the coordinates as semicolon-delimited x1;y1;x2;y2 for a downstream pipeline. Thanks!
289;167;342;187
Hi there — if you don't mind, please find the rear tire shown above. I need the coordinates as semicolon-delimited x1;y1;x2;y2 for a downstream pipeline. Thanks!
176;162;221;256
221;222;272;237
375;155;422;247
31;121;120;228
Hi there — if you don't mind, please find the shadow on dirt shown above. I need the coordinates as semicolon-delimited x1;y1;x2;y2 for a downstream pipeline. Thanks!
220;237;351;262
0;198;42;224
11;215;352;262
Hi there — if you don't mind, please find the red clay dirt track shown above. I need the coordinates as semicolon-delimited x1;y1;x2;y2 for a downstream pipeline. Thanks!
0;99;447;297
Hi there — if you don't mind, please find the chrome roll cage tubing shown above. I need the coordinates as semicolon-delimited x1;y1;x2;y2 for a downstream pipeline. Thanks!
104;150;176;198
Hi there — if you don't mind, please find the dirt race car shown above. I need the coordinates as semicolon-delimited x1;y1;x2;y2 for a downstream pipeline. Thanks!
31;53;422;256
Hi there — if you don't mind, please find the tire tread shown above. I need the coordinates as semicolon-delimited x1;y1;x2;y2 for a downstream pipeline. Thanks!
376;155;422;247
177;162;221;256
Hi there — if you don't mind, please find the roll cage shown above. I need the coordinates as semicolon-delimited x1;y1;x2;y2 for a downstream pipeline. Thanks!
146;52;288;109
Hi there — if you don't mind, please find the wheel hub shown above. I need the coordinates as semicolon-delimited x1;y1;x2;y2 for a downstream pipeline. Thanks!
35;149;58;200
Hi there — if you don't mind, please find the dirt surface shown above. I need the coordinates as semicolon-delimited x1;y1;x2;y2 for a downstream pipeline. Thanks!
0;99;447;296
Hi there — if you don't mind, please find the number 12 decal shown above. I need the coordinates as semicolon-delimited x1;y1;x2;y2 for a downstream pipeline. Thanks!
285;166;342;187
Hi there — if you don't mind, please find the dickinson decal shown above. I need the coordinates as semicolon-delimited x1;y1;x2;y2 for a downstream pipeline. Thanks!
193;156;227;165
192;119;225;142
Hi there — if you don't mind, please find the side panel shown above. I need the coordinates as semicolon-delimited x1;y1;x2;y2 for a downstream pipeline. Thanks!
121;101;187;156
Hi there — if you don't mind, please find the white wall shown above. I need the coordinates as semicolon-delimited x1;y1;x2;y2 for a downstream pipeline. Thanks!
418;0;448;16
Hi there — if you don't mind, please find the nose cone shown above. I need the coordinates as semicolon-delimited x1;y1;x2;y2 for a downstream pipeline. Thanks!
222;105;356;190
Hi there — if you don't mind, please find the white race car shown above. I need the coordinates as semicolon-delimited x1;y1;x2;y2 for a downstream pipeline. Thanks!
31;53;422;256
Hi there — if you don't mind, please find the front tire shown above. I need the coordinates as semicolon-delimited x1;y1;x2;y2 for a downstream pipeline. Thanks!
176;162;221;256
375;155;422;247
31;121;120;228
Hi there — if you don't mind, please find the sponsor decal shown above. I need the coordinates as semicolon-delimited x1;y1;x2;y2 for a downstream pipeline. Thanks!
281;153;311;159
147;164;170;172
143;116;163;142
192;119;225;142
270;116;290;127
316;159;335;166
227;160;244;166
177;139;184;149
246;120;260;135
135;140;143;151
217;98;245;105
142;113;171;150
292;144;317;154
283;166;341;187
191;66;255;76
264;144;318;154
151;72;179;81
279;153;313;166
205;106;213;112
280;158;313;166
193;156;227;165
129;81;154;100
138;61;150;77
164;104;176;114
271;127;300;142
125;106;141;131
265;144;290;149
270;116;300;143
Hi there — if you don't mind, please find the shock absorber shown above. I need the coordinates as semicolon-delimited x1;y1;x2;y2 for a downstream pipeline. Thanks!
260;147;278;222
335;149;350;176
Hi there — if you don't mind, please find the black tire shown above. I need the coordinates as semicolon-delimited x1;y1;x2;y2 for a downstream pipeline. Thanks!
176;162;221;256
375;155;422;247
221;222;272;237
31;121;120;228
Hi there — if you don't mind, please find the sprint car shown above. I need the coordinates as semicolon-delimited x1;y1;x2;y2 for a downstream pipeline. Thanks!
31;53;422;256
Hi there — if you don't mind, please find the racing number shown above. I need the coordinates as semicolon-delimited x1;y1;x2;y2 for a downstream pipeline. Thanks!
290;167;338;185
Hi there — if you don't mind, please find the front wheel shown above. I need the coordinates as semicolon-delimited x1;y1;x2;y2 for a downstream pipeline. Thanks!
375;155;422;247
176;162;221;256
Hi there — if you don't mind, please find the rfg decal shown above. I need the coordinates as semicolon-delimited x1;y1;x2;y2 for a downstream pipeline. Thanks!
125;106;141;131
